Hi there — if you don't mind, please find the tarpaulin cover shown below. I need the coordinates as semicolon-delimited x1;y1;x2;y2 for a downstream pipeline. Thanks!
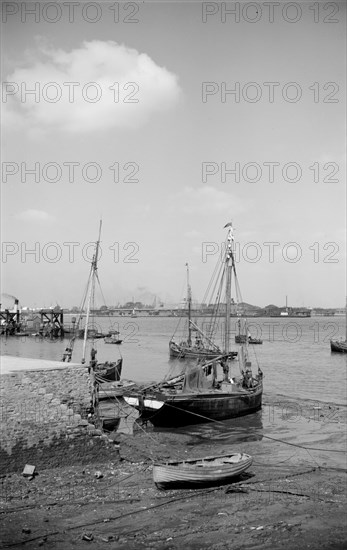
182;366;213;393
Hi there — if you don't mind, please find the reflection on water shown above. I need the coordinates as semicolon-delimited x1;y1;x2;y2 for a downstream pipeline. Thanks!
155;411;264;446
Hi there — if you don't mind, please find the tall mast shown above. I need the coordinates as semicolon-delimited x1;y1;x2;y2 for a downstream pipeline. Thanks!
224;224;234;354
82;220;102;364
186;262;192;346
345;295;347;342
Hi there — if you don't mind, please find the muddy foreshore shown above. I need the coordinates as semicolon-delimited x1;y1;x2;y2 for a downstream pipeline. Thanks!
1;397;346;549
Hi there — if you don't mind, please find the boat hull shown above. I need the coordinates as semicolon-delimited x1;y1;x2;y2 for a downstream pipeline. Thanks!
95;358;123;381
235;335;262;344
330;340;347;353
104;338;122;344
126;384;263;427
153;453;253;489
169;342;237;360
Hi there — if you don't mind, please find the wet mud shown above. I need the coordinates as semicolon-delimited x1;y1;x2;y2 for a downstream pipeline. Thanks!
1;396;346;549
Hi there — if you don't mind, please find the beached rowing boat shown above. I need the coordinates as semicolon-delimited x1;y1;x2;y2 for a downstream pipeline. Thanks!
153;452;252;489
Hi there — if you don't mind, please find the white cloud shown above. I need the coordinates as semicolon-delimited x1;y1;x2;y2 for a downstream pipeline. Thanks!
15;209;55;222
4;40;181;134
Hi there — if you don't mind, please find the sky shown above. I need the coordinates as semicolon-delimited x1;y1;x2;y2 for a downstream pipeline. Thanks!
1;1;346;309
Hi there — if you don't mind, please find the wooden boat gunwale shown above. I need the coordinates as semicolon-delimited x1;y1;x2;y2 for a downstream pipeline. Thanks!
153;452;253;487
154;451;251;467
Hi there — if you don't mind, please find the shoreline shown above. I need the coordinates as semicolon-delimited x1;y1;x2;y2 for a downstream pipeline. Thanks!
1;398;346;549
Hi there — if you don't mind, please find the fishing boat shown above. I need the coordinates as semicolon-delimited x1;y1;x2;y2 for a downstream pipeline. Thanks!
153;452;252;489
95;358;123;381
330;298;347;353
63;221;123;381
104;333;123;345
169;263;235;360
235;319;262;345
77;328;107;339
124;222;263;427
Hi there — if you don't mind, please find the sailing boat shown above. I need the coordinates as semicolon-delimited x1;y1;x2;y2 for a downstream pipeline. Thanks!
123;223;263;427
130;297;138;318
63;221;123;381
235;319;263;345
169;263;235;360
330;298;347;353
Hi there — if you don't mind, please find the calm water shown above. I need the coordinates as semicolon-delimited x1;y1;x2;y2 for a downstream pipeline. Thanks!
1;315;346;406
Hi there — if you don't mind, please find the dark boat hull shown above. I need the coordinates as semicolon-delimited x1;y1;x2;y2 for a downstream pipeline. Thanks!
330;340;347;353
104;338;122;345
95;358;123;381
136;384;263;427
169;342;237;360
235;335;262;344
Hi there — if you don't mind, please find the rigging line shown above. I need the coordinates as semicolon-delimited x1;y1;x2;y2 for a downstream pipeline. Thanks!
107;401;183;464
258;433;346;454
201;254;220;304
96;392;184;461
170;271;187;340
155;403;346;454
205;264;225;343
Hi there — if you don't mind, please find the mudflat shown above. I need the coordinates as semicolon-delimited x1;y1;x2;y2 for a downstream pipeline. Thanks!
1;398;346;549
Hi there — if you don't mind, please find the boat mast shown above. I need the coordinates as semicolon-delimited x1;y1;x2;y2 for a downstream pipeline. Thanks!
224;224;234;354
186;262;192;346
82;220;102;364
345;295;347;342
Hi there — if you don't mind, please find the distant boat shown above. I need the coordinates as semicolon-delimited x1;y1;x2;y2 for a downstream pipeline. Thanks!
330;298;347;353
235;319;262;345
77;328;107;339
104;334;122;345
130;308;138;318
330;340;347;353
153;452;253;489
124;223;263;427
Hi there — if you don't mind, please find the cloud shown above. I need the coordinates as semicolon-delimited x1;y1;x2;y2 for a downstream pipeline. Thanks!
15;209;55;222
4;40;181;134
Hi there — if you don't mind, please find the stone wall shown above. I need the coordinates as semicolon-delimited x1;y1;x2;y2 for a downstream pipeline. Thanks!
0;365;118;474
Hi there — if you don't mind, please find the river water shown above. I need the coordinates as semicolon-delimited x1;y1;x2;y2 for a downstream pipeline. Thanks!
1;315;346;405
1;315;346;468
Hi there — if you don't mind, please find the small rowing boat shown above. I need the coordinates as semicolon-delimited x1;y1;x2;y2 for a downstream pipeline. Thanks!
153;452;252;489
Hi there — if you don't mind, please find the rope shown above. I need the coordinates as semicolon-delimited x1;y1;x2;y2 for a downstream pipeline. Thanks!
149;401;346;454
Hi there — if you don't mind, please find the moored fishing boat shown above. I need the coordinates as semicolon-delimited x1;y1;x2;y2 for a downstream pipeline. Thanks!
62;221;123;381
124;222;263;427
153;452;252;489
104;332;122;345
330;298;347;353
94;358;123;381
330;340;347;353
235;319;263;345
169;263;236;360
